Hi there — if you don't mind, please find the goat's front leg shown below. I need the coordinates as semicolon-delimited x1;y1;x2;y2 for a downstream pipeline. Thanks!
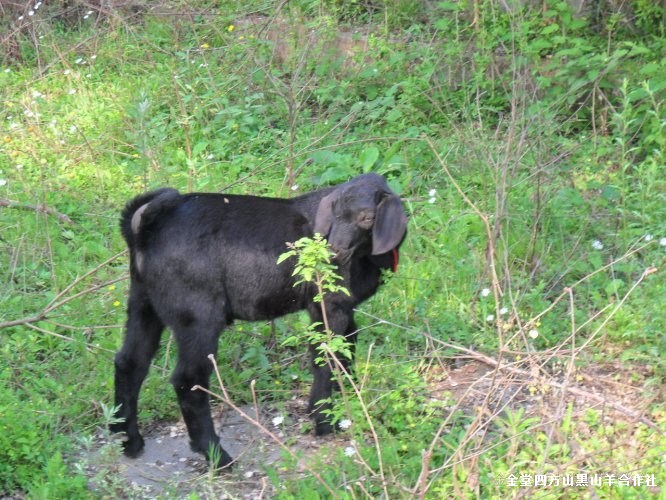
308;307;357;435
171;329;233;469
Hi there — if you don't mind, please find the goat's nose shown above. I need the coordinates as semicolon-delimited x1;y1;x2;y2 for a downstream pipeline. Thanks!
357;211;375;229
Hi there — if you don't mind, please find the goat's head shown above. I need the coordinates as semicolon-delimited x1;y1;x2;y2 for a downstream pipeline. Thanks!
314;173;407;262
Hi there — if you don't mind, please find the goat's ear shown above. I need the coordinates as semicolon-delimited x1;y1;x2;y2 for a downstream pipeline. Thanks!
372;194;407;255
313;191;338;237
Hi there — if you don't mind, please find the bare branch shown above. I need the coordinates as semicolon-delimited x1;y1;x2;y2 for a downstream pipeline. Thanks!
0;198;76;225
0;251;128;330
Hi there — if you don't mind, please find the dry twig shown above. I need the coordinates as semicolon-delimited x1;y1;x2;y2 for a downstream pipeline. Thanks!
1;197;76;225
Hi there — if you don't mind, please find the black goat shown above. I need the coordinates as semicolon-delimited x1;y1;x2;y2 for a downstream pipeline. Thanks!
111;173;407;468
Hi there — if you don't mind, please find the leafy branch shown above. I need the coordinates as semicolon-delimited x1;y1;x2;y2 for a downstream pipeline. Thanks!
278;234;352;362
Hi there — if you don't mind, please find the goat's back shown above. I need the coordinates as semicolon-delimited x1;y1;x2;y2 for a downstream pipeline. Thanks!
123;191;318;323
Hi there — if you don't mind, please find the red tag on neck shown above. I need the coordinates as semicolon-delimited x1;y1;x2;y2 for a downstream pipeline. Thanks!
392;248;399;272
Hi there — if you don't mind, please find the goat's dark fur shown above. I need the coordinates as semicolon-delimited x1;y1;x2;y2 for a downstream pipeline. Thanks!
111;173;407;468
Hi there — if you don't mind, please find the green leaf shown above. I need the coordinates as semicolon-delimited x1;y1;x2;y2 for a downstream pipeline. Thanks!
570;19;587;30
600;185;621;203
605;279;625;296
437;1;462;11
529;38;553;51
386;108;403;122
320;165;355;184
639;62;661;76
277;252;294;265
586;69;599;81
359;146;380;172
311;150;340;166
541;23;560;35
192;140;208;157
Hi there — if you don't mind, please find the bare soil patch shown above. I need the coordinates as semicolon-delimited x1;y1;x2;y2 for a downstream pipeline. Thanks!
83;357;662;498
85;399;343;499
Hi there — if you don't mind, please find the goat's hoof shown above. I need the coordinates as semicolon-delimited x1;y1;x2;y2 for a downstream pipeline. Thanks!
208;449;234;471
314;420;334;436
121;435;145;458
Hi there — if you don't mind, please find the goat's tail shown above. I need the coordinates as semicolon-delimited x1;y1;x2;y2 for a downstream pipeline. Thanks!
120;188;181;252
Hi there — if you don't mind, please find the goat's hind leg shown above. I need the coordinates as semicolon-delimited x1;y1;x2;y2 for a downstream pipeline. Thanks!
171;325;233;469
112;285;164;457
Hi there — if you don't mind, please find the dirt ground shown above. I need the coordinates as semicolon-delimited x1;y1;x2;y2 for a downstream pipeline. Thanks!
84;357;662;498
85;398;343;499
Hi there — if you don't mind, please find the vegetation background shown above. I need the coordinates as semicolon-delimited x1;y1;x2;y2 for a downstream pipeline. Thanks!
0;0;664;497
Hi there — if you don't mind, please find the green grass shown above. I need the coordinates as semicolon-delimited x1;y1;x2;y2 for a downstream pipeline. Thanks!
1;0;665;497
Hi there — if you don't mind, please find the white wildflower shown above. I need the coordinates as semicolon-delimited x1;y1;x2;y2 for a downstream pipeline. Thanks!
499;307;508;316
344;446;355;457
0;179;7;187
481;288;491;297
644;234;653;242
338;419;352;430
528;329;539;339
28;10;35;16
272;415;284;427
429;188;437;197
68;89;76;95
591;240;604;250
660;237;666;247
486;314;495;322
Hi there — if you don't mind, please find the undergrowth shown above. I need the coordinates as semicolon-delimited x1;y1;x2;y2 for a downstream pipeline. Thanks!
0;0;664;497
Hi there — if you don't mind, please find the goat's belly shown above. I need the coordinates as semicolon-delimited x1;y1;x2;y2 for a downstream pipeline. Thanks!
229;289;304;321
